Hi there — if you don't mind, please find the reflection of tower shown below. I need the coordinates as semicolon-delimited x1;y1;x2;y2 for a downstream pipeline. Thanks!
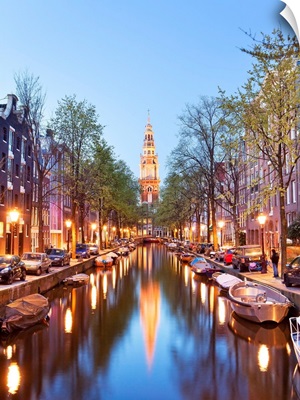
139;114;160;204
140;281;160;369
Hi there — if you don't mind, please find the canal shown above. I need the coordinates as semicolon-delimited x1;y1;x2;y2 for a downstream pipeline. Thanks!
0;243;299;400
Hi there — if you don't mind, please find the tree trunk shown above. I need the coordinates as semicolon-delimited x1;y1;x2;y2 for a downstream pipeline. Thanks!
279;190;287;278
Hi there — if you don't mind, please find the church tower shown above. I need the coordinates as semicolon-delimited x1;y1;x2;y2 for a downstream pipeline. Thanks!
139;114;160;204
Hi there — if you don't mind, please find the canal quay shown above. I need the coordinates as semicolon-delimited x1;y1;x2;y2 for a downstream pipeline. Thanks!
1;241;300;312
1;242;300;400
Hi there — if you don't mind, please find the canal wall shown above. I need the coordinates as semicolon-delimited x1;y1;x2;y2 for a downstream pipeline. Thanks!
0;257;95;308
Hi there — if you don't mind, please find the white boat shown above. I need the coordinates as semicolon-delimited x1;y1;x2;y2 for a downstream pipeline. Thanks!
63;273;90;286
1;293;50;334
289;317;300;368
228;280;292;323
215;273;243;291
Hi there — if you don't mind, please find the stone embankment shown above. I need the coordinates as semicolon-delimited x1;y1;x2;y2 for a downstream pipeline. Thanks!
0;256;95;311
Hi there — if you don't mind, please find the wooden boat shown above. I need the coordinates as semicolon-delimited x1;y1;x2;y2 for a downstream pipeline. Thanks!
95;255;114;268
228;280;292;323
0;293;50;334
63;273;90;286
289;317;300;367
215;273;243;292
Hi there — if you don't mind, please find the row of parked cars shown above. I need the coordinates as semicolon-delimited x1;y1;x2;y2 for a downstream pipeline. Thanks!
0;242;100;285
211;245;263;272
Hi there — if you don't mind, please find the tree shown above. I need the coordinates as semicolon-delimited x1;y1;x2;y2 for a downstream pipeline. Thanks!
51;95;103;257
14;70;62;252
173;96;228;249
287;216;300;243
156;172;194;239
220;29;300;274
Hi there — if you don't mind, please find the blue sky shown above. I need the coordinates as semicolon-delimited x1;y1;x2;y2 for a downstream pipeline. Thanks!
1;1;292;183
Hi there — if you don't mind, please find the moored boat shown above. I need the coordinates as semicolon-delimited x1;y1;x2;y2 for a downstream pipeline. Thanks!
106;251;120;264
215;273;243;292
228;280;292;323
118;246;130;257
0;293;50;334
190;256;223;278
289;316;300;368
95;255;114;268
63;273;90;286
180;253;194;263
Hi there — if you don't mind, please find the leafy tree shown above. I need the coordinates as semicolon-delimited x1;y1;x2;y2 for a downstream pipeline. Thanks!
173;96;228;248
156;172;194;239
51;95;103;257
220;29;300;273
287;216;300;242
15;70;62;251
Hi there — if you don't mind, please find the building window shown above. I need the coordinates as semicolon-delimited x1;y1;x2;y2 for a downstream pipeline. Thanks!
27;145;31;157
26;193;30;210
3;127;7;142
26;166;31;182
14;194;18;207
286;185;290;205
7;159;12;182
292;180;296;203
15;163;19;177
16;136;21;150
1;153;6;172
8;128;14;152
0;186;5;205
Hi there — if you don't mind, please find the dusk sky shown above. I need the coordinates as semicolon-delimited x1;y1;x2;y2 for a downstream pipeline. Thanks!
1;1;292;183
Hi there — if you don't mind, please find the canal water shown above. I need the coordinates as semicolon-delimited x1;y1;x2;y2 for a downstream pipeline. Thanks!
0;243;299;400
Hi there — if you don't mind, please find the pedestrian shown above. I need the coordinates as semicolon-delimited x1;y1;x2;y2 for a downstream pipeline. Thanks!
271;248;279;278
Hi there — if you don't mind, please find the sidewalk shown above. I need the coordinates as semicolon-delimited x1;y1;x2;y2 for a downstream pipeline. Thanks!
210;258;300;311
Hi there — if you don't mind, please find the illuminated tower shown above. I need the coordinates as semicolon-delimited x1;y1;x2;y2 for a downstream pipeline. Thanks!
139;114;160;204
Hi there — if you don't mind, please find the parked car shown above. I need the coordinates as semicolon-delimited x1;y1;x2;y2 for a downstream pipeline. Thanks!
76;244;91;259
215;247;226;262
0;254;26;284
46;248;71;267
21;252;51;275
223;248;236;265
283;256;300;287
87;243;99;255
232;245;262;272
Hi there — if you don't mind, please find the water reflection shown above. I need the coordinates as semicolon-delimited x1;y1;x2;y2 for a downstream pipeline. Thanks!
0;243;297;400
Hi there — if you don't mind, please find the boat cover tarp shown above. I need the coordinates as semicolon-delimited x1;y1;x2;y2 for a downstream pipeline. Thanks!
2;293;50;333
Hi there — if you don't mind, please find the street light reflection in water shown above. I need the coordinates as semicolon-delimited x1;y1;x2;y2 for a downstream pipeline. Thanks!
0;243;298;400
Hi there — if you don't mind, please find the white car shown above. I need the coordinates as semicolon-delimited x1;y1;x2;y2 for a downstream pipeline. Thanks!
21;252;51;276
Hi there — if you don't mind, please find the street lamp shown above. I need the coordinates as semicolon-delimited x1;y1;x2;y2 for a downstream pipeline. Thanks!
66;219;72;253
257;214;267;274
9;209;19;255
218;220;225;248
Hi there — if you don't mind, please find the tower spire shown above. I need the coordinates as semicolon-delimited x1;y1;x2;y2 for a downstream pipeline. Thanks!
139;115;160;204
